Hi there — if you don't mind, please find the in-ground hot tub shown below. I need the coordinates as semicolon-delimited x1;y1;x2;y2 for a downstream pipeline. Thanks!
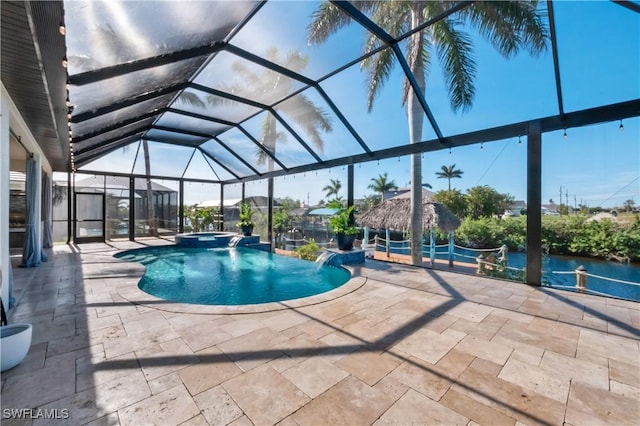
175;232;236;248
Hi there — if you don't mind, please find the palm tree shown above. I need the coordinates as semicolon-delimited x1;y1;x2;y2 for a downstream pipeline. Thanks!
204;48;332;172
368;172;397;202
623;199;635;213
436;164;464;191
309;1;548;265
323;178;342;200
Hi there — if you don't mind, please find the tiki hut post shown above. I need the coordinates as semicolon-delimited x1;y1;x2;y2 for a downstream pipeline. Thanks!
363;226;369;245
385;228;391;257
448;231;455;267
429;228;436;267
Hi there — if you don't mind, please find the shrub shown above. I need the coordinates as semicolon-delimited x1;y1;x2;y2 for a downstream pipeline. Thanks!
295;239;320;261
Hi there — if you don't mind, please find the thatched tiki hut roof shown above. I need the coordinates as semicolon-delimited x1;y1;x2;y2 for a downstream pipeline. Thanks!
358;198;461;233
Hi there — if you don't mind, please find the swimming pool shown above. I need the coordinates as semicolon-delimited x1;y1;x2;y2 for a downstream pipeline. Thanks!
115;246;351;306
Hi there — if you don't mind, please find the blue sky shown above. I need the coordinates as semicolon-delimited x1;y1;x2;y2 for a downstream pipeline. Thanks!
74;1;639;209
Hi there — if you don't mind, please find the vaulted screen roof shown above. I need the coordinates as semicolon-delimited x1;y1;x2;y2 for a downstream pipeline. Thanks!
60;0;640;183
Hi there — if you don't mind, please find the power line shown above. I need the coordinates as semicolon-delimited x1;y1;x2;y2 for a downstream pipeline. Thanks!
475;139;512;186
597;176;639;207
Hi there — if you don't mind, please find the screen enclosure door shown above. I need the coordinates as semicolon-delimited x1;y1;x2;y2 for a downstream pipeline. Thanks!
74;192;105;243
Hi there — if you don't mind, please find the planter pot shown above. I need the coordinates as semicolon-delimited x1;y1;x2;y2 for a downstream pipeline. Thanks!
336;233;356;251
240;225;253;237
1;323;32;372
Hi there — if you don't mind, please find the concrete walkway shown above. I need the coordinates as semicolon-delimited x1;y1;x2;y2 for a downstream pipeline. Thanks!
2;240;639;425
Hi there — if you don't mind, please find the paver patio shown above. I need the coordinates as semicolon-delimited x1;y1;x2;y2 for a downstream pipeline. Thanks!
2;239;639;425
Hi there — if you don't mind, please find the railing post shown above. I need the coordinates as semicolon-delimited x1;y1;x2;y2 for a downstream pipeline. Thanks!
576;265;587;291
385;228;390;258
374;235;379;256
499;244;508;270
448;231;455;267
476;254;486;274
429;228;436;268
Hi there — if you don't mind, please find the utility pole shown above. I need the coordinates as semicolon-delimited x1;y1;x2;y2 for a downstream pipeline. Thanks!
559;186;563;215
565;189;569;214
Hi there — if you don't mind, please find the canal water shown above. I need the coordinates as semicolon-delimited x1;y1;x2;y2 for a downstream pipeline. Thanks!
378;242;640;302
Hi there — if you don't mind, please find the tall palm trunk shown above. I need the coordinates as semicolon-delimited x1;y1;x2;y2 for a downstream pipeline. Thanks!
409;6;426;266
264;114;277;173
142;139;157;237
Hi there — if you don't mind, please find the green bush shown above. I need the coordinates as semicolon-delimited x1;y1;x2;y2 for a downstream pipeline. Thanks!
452;214;640;261
295;239;320;261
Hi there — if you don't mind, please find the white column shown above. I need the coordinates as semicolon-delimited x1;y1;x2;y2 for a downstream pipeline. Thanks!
1;90;10;306
34;153;43;258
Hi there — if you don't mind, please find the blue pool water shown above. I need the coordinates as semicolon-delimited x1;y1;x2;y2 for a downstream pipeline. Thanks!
115;246;351;305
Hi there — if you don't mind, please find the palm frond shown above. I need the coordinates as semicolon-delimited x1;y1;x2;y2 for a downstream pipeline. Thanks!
284;51;309;73
361;47;396;112
278;94;332;153
307;2;354;45
175;92;206;108
432;18;476;112
462;1;548;58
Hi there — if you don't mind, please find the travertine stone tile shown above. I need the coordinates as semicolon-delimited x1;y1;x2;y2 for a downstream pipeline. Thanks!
219;317;273;338
282;357;349;398
180;323;234;352
122;310;172;336
374;389;469;426
453;361;566;425
334;349;401;386
373;375;410;402
447;301;494;323
217;327;286;361
76;351;140;391
455;335;513;366
179;414;210;426
102;327;181;359
292;376;396;426
498;357;570;403
78;313;123;333
610;380;640;401
179;346;242;395
440;388;517;426
274;332;329;359
610;358;640;388
490;309;534;324
539;350;609;390
434;348;476;379
193;385;243;426
148;372;184;395
223;364;309;425
565;381;639;425
577;329;639;364
34;371;151;425
283;319;335;340
118;384;199;426
268;355;301;373
392;327;466;364
84;412;121;426
229;415;255;426
136;338;199;381
2;360;76;409
387;356;454;401
496;321;577;357
262;310;310;331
